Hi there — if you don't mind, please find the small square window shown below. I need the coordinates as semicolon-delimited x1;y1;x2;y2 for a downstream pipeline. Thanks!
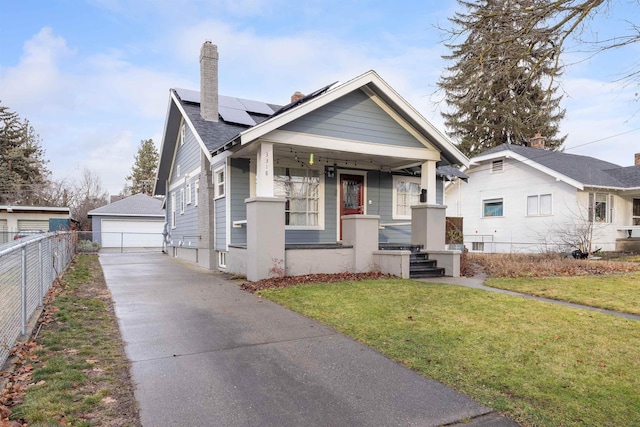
483;198;503;217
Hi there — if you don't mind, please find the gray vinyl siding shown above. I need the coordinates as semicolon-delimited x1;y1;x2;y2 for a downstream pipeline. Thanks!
213;158;229;250
229;158;250;245
280;90;424;149
167;123;201;246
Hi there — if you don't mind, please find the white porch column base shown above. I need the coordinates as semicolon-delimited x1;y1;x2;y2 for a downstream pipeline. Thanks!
411;204;446;252
341;215;380;273
246;197;286;281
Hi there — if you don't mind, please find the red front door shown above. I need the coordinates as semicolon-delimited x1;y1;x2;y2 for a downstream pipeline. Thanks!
340;174;364;239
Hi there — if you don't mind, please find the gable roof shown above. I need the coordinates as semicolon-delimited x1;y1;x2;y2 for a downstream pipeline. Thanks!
473;143;640;190
155;70;469;196
88;194;164;217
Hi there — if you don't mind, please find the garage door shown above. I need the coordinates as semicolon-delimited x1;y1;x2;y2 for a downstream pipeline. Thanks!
101;220;164;248
17;220;49;231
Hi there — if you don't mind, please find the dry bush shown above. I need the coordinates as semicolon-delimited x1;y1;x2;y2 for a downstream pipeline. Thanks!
467;252;640;278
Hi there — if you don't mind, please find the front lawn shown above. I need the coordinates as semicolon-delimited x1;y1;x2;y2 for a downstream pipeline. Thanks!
259;279;640;427
486;273;640;314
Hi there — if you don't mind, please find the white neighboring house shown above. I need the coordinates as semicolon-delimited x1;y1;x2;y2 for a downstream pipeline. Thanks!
88;194;165;248
445;141;640;253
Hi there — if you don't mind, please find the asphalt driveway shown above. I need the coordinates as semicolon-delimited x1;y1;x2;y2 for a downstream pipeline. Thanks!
100;252;517;427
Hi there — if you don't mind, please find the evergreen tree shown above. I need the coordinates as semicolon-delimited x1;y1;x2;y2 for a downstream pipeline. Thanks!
439;0;567;157
0;102;49;204
125;139;159;195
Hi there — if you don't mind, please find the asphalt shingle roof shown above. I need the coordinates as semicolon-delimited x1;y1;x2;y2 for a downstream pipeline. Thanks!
175;90;281;154
481;144;640;188
88;194;164;216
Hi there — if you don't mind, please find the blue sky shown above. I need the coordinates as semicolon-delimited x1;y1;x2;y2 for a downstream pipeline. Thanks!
1;0;639;195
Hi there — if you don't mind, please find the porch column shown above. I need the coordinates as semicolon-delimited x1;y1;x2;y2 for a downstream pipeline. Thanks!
420;160;437;205
256;142;274;197
411;204;446;252
342;215;380;273
245;197;286;282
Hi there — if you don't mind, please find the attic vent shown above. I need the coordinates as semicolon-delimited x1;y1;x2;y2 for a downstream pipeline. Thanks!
492;160;504;173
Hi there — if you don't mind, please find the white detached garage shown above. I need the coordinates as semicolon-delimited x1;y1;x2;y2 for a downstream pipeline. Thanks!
88;194;165;248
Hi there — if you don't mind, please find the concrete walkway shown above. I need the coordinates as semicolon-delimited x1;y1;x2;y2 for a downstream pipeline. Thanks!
100;252;518;427
419;274;640;322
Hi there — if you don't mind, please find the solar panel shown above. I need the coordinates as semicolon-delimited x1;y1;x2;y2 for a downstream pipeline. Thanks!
219;95;245;109
218;106;256;126
174;88;200;103
237;98;274;115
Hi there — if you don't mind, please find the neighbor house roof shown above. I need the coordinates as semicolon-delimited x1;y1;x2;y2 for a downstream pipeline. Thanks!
88;194;164;217
473;143;640;190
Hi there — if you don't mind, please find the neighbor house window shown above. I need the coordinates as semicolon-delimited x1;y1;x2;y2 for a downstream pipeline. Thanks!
180;188;185;214
527;194;552;216
491;160;504;173
171;192;176;229
214;166;225;198
589;193;613;223
472;242;484;251
194;179;200;207
274;167;321;227
186;178;192;205
483;198;503;217
392;176;420;219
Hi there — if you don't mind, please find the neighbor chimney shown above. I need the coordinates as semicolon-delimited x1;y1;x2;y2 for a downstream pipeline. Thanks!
635;153;640;166
529;133;546;149
291;91;305;103
200;41;219;122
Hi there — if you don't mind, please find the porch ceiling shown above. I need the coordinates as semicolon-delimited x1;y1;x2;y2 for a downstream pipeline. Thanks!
244;143;430;171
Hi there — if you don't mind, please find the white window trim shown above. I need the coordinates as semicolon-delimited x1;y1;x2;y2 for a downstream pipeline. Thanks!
177;164;181;178
214;165;226;199
526;193;553;217
392;175;421;220
180;188;185;214
482;197;504;218
171;192;176;229
194;179;199;207
218;251;227;268
275;162;325;231
590;192;614;223
180;122;185;146
186;177;192;205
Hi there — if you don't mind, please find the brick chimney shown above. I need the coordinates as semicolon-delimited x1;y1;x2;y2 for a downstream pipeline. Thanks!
200;41;219;122
529;133;546;149
635;153;640;166
291;91;305;103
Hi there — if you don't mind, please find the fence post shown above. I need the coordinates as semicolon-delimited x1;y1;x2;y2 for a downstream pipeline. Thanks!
21;245;27;335
39;240;44;305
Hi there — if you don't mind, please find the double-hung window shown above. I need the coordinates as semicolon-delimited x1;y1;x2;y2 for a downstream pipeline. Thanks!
214;166;225;199
274;167;321;227
483;198;503;217
589;193;613;223
527;194;552;216
392;176;420;219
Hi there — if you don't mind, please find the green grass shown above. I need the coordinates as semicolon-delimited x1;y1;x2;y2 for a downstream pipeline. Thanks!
259;279;640;427
10;255;139;426
486;273;640;315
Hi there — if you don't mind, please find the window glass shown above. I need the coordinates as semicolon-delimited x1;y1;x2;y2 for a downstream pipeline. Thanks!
214;167;225;198
483;198;503;217
540;194;552;215
594;193;607;222
527;196;538;216
274;167;320;226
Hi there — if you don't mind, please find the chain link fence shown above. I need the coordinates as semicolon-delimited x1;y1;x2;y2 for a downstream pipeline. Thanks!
0;232;76;368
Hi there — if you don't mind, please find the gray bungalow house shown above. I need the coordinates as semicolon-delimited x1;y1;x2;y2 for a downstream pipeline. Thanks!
153;41;469;281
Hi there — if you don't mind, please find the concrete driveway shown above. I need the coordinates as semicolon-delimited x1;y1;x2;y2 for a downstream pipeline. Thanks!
100;252;517;427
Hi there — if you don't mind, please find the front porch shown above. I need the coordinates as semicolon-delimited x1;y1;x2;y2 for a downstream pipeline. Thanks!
226;199;461;281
